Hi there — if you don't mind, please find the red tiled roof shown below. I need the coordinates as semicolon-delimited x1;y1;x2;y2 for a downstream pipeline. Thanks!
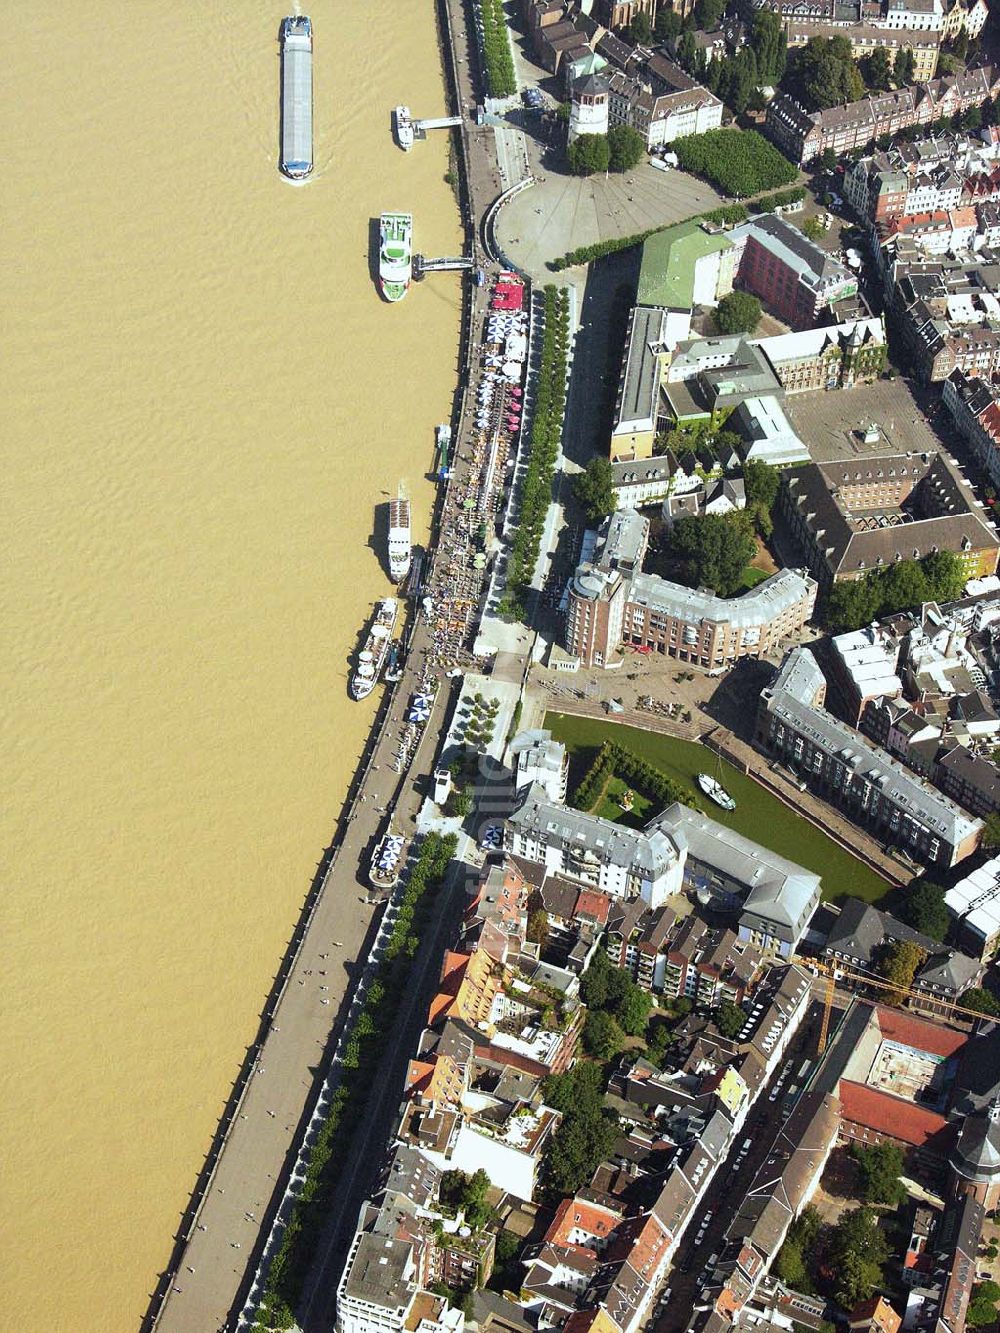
839;1080;953;1149
574;889;611;926
546;1195;622;1246
979;401;1000;445
874;1005;967;1059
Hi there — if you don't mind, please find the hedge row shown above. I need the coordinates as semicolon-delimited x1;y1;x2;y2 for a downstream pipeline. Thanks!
547;205;747;272
549;226;664;272
500;286;570;614
477;0;516;99
571;740;696;813
253;832;458;1329
702;203;748;226
751;185;806;214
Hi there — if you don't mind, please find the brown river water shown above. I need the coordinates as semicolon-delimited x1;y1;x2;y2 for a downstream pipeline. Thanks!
1;4;461;1327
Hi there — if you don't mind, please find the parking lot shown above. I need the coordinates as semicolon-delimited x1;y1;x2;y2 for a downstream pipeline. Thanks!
784;377;947;463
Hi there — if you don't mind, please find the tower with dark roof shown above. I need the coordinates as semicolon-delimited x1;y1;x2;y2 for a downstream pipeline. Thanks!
950;1094;1000;1209
568;74;609;145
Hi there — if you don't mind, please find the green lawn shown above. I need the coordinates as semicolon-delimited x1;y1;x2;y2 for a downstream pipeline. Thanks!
545;712;893;905
592;775;655;829
738;565;770;591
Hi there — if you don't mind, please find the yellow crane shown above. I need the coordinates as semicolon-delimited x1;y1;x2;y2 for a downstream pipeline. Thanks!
810;956;992;1056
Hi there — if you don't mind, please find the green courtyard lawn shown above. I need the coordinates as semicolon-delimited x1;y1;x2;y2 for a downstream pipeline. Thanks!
591;775;655;829
737;565;770;592
545;712;892;905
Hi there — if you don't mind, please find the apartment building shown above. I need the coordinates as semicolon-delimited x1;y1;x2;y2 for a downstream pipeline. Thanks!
785;20;941;80
605;57;724;149
766;65;1000;163
565;509;816;670
756;647;983;866
507;784;822;956
943;369;1000;493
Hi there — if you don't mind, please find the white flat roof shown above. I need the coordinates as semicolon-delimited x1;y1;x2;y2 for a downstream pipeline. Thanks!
946;856;1000;939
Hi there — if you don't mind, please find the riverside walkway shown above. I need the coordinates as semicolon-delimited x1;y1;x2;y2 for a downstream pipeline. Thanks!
150;1;538;1328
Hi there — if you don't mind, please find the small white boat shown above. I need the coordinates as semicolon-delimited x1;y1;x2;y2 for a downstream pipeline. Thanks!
697;773;736;811
351;599;398;700
394;105;414;152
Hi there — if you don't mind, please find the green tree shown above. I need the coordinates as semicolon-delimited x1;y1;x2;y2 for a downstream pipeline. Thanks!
922;549;966;601
984;812;1000;850
583;1009;626;1058
671;511;757;596
773;1239;811;1291
695;0;726;28
792;36;865;110
541;1063;619;1196
878;939;927;1004
828;1207;889;1306
716;998;746;1038
617;984;653;1037
656;9;684;41
629;12;653;43
881;559;930;611
861;47;893;90
894;47;916;85
451;788;473;816
968;1281;1000;1327
898;880;949;941
672;127;796;196
752;10;787;83
646;1018;679;1064
608;124;646;172
574;457;618;523
714;290;762;334
567;133;610;176
953;29;970;62
801;215;826;242
817;147;838;172
851;1142;906;1206
824;577;882;631
527;908;549;947
962;987;1000;1016
677;30;698;72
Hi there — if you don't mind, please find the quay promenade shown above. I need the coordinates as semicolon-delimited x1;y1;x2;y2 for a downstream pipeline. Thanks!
151;2;543;1329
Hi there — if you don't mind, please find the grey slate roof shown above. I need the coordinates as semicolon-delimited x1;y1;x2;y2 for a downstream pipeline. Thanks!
762;649;982;847
783;452;1000;580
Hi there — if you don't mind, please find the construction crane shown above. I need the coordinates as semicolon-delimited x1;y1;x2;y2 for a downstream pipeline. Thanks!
816;967;837;1056
810;956;992;1056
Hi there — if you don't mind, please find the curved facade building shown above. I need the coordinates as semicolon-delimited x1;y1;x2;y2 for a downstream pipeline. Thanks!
563;510;817;669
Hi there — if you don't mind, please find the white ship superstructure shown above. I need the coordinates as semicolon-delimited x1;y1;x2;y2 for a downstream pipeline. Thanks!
379;212;412;303
388;489;412;584
394;106;414;151
351;599;398;701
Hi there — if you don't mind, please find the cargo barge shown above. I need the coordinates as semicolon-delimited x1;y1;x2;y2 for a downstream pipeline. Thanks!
280;16;313;180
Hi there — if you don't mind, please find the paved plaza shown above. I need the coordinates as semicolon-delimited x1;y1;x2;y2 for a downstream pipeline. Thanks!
496;161;725;279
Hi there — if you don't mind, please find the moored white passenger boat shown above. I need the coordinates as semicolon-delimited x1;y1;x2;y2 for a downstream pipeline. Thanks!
387;486;412;584
350;599;398;700
394;106;414;151
379;212;412;303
